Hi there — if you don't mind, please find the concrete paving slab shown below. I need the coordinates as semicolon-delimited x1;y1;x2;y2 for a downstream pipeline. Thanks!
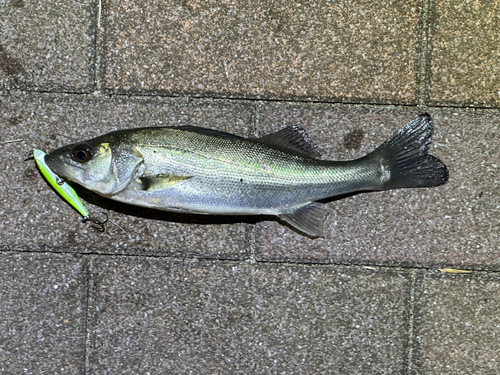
428;0;500;107
88;257;411;374
412;271;500;374
255;104;500;269
0;0;96;92
0;93;253;258
0;252;87;374
104;0;421;103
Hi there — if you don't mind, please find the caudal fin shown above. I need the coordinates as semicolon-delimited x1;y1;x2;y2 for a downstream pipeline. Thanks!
370;114;449;190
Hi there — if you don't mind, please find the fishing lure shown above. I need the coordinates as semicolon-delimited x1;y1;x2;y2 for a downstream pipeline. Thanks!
33;148;89;219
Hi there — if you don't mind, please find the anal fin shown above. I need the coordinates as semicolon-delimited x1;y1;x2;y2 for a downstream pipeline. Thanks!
278;202;328;238
138;174;192;192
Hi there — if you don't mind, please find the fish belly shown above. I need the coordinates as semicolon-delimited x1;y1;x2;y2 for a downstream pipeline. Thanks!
111;160;380;215
112;177;300;215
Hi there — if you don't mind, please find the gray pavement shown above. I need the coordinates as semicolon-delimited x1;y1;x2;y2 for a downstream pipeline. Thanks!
1;0;500;373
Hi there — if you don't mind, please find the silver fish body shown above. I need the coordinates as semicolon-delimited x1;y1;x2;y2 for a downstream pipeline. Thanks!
45;114;448;237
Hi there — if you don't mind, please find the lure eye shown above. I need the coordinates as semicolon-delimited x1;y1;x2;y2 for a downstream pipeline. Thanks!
72;143;92;163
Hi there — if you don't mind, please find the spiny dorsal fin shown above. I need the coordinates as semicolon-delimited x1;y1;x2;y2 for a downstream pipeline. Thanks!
138;173;192;192
279;202;328;238
256;125;321;159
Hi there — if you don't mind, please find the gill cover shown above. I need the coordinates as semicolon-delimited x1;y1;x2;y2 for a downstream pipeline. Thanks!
81;143;144;196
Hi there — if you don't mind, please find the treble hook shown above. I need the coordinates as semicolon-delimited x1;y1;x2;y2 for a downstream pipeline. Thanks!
82;213;108;233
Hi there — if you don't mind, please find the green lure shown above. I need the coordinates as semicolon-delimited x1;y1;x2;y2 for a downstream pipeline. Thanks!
33;148;89;219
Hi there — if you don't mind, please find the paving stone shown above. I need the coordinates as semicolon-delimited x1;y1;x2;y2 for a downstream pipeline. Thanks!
0;252;87;374
428;0;500;107
0;0;95;92
412;271;500;374
104;0;421;103
0;93;254;258
88;257;411;374
255;104;500;269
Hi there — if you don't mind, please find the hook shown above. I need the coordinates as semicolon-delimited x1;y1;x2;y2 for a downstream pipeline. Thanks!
82;213;108;233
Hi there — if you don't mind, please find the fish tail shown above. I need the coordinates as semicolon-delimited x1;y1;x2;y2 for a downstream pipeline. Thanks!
370;113;449;190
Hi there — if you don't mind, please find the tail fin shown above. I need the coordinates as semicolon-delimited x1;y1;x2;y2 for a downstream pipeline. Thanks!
370;113;449;190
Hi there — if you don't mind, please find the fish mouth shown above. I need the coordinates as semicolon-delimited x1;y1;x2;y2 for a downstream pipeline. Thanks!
44;154;70;179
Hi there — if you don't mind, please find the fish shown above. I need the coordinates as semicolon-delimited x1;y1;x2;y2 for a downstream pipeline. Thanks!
44;113;449;237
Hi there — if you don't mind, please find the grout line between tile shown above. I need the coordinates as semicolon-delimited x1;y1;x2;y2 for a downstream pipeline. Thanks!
83;255;96;375
417;0;432;106
2;88;500;112
93;0;105;95
405;269;418;375
3;249;500;274
97;0;103;31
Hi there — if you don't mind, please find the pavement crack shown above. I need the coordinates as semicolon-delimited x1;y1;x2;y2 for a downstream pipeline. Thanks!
83;255;97;375
418;0;433;105
405;269;420;375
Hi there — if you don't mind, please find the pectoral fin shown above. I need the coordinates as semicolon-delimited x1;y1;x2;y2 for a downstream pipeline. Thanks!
279;202;328;238
138;174;192;192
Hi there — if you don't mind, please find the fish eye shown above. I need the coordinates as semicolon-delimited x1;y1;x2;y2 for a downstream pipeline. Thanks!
72;143;92;163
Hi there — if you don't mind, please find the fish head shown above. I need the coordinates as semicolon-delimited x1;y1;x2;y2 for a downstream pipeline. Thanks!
45;135;143;196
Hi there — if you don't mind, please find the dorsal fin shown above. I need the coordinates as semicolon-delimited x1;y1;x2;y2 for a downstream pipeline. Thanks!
255;125;321;159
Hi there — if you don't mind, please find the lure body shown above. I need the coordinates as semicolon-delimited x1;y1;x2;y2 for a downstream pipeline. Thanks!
33;149;89;219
